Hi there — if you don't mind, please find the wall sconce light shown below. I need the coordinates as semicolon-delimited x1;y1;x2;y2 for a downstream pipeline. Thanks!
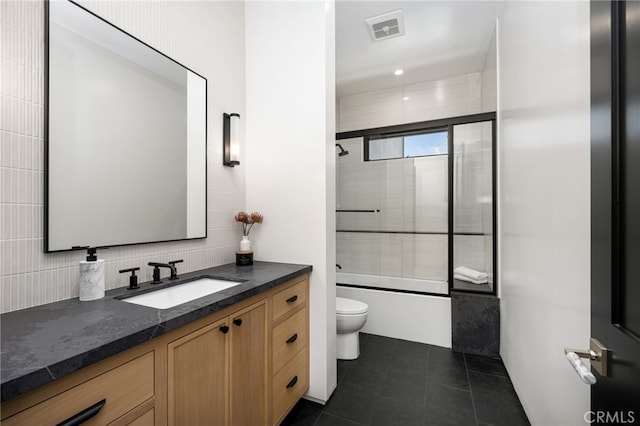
223;113;240;167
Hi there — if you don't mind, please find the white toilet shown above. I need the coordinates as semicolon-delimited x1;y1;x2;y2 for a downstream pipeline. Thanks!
336;297;369;360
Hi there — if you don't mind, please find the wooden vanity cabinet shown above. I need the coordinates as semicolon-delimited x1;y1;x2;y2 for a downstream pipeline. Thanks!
167;299;268;426
271;278;309;425
0;273;309;426
0;347;158;426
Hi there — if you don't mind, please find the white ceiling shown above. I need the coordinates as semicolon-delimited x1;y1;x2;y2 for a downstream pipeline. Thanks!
336;1;504;97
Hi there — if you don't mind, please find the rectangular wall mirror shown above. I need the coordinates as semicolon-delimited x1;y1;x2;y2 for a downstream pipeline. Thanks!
46;0;207;252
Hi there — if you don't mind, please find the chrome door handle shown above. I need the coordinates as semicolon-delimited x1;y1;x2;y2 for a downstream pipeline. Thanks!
564;337;610;385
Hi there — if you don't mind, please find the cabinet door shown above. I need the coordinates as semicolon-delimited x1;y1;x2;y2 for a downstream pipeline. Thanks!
168;318;228;426
229;299;268;425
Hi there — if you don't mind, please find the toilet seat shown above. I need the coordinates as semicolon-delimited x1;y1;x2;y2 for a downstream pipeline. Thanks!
336;297;368;315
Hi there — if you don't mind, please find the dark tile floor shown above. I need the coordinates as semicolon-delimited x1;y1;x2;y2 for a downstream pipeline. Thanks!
282;333;530;426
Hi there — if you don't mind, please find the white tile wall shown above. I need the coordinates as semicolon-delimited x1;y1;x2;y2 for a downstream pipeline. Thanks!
481;27;498;112
403;74;482;125
337;72;497;133
337;87;403;132
0;0;246;313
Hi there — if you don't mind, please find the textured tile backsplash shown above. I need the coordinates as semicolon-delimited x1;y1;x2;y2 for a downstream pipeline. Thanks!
0;1;246;313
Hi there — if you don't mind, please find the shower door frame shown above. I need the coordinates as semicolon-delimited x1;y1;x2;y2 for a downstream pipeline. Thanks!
336;111;497;297
448;117;498;296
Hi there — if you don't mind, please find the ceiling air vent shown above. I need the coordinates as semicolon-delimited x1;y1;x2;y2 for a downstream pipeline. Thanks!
365;9;405;42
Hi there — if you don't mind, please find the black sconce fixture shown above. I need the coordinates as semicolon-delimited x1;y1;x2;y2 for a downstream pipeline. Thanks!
223;113;240;167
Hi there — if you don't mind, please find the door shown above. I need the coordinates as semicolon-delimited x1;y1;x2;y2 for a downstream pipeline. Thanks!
167;318;229;425
229;299;268;425
591;0;640;418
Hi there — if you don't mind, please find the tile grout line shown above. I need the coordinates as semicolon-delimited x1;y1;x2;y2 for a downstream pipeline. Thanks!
367;337;394;425
463;352;481;426
466;368;509;379
422;348;430;425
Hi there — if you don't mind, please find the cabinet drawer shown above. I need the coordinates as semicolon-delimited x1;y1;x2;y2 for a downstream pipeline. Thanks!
273;278;307;323
272;348;308;424
126;407;154;426
273;307;307;374
3;352;154;426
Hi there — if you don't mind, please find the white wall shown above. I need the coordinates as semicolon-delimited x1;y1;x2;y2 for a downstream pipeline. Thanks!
0;0;246;312
497;2;591;425
244;1;336;403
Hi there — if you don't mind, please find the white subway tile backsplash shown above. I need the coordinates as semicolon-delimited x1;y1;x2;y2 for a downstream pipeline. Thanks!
0;205;7;240
0;276;9;312
16;273;25;310
1;132;10;168
1;1;245;313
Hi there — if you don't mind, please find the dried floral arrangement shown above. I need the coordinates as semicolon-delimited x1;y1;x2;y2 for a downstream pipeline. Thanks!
234;211;264;236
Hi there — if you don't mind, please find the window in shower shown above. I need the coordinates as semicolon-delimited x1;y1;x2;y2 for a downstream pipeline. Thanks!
336;113;496;296
364;128;448;161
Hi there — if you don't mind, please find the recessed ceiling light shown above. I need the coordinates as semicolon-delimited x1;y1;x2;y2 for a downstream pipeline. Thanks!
403;96;410;101
394;69;404;76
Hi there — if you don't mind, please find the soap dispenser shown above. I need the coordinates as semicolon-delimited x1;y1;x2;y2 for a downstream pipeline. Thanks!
78;247;105;301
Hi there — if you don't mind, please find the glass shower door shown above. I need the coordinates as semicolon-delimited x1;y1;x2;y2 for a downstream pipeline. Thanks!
451;121;495;293
336;133;449;295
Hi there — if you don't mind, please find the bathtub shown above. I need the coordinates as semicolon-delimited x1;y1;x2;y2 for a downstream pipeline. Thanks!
336;284;452;348
336;272;448;295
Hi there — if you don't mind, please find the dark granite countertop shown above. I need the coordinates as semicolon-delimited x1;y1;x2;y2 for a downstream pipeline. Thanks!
0;261;312;402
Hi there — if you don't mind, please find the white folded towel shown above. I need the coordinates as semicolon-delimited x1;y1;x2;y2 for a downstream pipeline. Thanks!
453;266;488;284
454;274;488;285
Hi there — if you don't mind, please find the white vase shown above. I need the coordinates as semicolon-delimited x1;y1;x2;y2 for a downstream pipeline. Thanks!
240;235;251;252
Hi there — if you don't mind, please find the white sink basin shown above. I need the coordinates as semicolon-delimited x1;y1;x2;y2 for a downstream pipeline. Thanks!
121;277;243;309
